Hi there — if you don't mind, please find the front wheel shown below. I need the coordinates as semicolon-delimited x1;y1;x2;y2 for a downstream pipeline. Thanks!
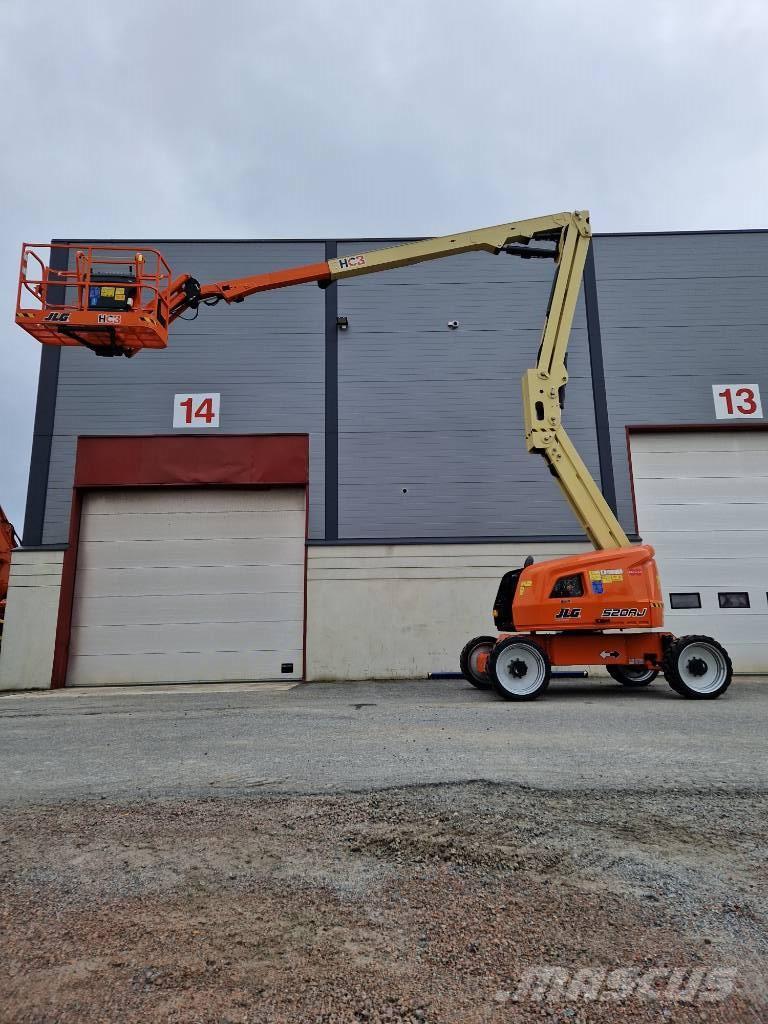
488;637;551;701
459;635;496;689
663;635;733;699
607;665;658;687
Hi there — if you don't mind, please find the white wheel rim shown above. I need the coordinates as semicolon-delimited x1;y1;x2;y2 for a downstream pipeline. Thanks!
468;644;492;681
677;642;728;694
623;667;655;683
495;644;546;695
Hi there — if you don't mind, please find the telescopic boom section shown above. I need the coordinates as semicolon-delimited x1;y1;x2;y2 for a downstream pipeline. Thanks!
168;213;582;319
15;210;630;551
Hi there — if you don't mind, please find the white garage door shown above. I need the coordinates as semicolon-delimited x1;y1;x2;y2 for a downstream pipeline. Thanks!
630;430;768;672
68;488;305;686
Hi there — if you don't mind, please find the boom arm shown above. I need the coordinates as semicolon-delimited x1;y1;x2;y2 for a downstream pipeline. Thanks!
16;212;629;551
170;210;629;551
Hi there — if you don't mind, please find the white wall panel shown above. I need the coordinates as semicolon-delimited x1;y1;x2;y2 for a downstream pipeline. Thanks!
71;650;303;687
0;550;64;691
75;536;303;572
306;542;590;680
72;563;305;600
71;591;302;627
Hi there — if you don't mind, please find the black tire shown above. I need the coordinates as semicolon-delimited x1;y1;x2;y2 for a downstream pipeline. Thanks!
663;635;733;699
459;635;496;689
607;665;658;687
488;637;551;702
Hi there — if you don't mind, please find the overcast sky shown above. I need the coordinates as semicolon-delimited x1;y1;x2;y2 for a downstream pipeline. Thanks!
1;0;767;531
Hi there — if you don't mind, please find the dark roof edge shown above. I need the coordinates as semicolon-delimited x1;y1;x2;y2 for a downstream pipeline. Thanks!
51;227;768;246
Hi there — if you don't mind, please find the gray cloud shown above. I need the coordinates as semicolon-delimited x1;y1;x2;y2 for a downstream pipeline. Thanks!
2;0;767;528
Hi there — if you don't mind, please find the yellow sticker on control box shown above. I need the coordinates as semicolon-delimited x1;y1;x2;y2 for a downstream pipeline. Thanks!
589;568;623;583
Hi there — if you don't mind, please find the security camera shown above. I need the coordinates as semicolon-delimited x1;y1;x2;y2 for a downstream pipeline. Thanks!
447;319;459;329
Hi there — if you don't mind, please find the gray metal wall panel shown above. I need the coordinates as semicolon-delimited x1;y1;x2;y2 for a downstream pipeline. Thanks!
336;245;599;538
42;242;326;543
594;232;768;531
40;231;768;546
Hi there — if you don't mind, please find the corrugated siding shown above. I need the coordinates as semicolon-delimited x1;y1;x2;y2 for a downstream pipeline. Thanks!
336;243;600;537
42;242;325;544
594;232;768;531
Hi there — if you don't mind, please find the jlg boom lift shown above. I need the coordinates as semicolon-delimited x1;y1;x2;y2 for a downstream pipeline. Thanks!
16;211;734;700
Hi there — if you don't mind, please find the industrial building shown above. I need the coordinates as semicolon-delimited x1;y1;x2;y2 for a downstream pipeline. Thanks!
1;226;766;689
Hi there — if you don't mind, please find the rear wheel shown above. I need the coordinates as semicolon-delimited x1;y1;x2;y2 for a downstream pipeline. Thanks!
607;665;658;687
489;637;550;701
663;635;733;699
459;635;496;689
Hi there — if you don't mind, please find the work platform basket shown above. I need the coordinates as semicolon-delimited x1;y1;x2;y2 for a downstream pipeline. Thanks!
16;244;174;356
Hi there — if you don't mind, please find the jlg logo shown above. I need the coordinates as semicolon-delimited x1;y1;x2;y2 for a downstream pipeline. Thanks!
601;608;648;618
555;608;582;619
43;312;70;322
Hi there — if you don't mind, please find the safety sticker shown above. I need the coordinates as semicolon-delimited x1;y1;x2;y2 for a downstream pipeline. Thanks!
589;568;624;584
591;580;604;594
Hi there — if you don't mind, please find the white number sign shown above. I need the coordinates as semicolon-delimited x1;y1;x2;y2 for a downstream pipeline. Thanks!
712;384;762;420
173;392;221;429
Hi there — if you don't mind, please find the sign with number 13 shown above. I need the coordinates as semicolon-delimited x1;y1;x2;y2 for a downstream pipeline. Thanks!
712;384;762;420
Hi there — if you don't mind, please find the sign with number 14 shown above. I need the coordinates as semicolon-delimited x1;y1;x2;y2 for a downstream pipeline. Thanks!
173;393;221;429
712;384;762;420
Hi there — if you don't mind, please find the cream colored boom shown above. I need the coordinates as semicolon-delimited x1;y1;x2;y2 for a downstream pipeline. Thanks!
328;210;630;551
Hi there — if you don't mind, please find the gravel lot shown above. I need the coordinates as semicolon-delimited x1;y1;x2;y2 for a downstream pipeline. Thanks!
1;678;766;1022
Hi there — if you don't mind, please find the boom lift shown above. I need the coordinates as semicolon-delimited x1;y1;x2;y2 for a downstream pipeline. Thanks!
15;212;734;700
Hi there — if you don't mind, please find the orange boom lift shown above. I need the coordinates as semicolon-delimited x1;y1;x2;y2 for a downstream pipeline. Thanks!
15;212;734;700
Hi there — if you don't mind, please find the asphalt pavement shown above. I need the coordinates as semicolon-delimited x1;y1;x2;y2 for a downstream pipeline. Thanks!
0;677;765;804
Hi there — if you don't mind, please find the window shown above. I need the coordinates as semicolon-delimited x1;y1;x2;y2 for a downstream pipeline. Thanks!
669;593;701;610
550;573;584;598
718;592;750;609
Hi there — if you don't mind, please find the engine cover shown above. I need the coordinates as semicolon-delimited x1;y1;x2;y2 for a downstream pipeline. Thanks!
509;544;664;632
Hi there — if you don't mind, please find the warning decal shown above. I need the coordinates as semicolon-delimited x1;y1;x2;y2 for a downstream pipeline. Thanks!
589;568;624;585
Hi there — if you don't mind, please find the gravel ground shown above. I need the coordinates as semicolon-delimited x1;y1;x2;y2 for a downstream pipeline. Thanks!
2;782;766;1023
